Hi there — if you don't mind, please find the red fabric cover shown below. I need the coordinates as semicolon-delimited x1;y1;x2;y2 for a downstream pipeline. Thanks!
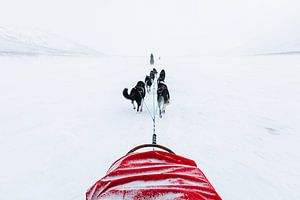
86;151;222;200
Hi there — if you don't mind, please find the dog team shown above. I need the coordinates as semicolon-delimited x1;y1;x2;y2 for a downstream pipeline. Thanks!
123;56;170;118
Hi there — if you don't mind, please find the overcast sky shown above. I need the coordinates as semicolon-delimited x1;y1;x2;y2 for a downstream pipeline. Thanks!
1;0;299;55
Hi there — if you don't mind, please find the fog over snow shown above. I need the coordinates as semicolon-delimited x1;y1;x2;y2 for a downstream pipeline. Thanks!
1;0;300;55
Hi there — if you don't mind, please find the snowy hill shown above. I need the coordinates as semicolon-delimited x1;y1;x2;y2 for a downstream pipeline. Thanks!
0;54;299;200
0;27;99;56
233;32;300;55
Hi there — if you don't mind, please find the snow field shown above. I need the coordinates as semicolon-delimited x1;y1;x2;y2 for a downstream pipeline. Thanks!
0;54;299;199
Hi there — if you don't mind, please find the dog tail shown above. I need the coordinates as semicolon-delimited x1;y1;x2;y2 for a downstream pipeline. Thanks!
123;88;133;100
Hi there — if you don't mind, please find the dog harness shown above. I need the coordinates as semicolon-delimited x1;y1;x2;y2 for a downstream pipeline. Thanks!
136;86;145;96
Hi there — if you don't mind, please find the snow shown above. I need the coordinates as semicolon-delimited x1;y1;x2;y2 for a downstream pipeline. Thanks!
1;0;300;56
0;26;99;56
100;192;181;200
0;0;300;199
105;179;207;189
0;54;300;199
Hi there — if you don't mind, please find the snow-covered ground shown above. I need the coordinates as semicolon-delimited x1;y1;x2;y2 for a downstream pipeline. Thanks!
0;54;299;199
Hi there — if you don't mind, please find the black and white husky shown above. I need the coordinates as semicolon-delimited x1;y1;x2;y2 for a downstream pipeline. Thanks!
150;68;157;82
123;81;146;112
145;75;152;93
157;80;170;118
157;69;165;83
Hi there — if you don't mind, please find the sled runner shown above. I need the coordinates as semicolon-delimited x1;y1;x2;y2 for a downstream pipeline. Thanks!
86;144;222;200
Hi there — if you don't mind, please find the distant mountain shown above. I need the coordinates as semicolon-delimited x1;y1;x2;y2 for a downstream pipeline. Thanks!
234;33;300;55
0;27;100;56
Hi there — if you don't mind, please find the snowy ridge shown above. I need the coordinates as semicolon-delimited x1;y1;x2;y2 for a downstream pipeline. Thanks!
233;33;300;55
0;26;100;56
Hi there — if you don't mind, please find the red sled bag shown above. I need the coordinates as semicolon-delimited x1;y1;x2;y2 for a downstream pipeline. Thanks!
86;144;222;200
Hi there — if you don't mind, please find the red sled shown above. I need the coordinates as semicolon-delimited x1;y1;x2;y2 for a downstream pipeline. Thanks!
86;144;222;200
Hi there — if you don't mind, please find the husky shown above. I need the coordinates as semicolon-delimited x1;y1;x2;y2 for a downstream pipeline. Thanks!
150;53;154;65
123;81;146;112
145;75;152;93
157;69;165;83
152;68;158;77
157;80;170;118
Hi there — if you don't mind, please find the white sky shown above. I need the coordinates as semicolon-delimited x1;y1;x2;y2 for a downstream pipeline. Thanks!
1;0;299;55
